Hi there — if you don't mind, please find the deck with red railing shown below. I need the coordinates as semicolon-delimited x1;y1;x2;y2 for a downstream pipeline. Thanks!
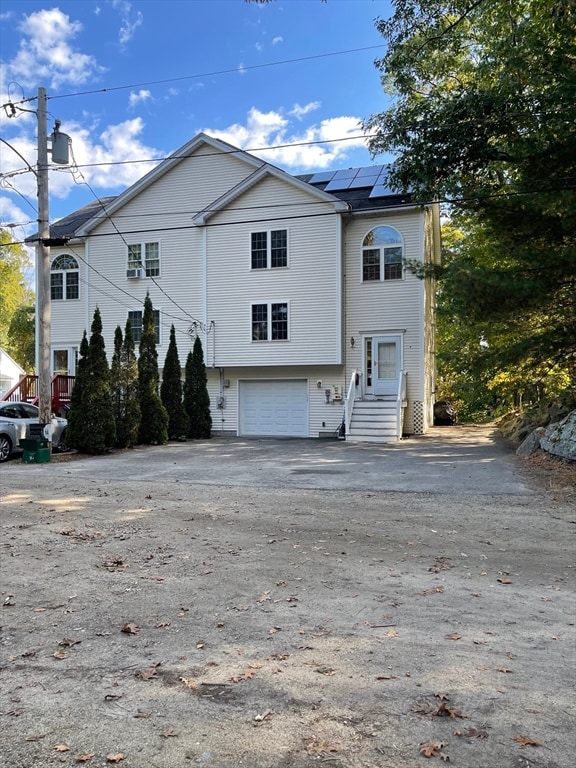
0;374;75;416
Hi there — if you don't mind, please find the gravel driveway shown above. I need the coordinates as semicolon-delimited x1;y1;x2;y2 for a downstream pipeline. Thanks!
1;426;574;768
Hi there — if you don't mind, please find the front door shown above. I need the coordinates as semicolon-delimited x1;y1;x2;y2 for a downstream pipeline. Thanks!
52;348;77;376
372;335;401;396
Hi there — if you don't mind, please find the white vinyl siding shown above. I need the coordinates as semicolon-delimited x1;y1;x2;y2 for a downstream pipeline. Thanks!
345;210;427;429
205;175;342;367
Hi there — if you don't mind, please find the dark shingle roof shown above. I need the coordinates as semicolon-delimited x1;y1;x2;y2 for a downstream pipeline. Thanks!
25;197;117;243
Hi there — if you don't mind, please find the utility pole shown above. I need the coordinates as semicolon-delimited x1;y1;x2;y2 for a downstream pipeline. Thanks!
36;87;51;428
35;87;70;432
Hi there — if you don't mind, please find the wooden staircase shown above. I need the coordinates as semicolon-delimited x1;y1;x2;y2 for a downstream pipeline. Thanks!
347;397;404;443
0;374;75;416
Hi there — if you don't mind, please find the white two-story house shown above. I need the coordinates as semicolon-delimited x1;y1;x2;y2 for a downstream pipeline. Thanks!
38;133;440;442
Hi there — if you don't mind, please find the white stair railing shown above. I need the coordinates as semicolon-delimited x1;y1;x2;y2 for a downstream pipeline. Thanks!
344;369;359;438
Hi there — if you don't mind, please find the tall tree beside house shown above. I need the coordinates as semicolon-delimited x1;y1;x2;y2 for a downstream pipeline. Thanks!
364;0;576;413
0;229;33;368
138;293;168;445
66;331;89;451
183;335;212;439
111;321;141;448
7;304;35;372
160;325;189;440
67;308;116;453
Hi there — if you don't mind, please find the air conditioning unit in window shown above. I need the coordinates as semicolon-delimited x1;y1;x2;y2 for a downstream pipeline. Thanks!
126;268;143;279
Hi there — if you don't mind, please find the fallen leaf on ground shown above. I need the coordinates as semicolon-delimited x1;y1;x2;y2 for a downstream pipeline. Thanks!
497;577;513;584
419;740;447;758
305;739;338;755
496;666;513;673
268;626;281;634
160;729;178;738
25;734;46;742
422;586;445;595
136;667;158;680
386;629;399;637
52;651;68;660
75;754;95;762
376;674;398;680
445;633;462;640
54;744;70;752
133;710;151;718
434;701;467;719
106;754;125;763
59;637;81;647
121;622;139;634
179;677;197;689
512;736;542;747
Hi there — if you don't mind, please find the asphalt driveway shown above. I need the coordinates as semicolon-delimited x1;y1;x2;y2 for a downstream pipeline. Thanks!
10;425;532;496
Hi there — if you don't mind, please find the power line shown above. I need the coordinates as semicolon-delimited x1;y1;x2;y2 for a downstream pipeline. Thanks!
2;45;387;107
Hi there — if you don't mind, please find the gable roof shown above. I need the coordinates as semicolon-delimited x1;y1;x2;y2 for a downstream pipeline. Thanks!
30;135;416;243
77;133;266;236
193;163;349;226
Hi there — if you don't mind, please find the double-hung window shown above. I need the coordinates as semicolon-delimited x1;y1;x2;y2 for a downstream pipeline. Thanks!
51;254;79;300
362;226;403;282
251;229;288;269
127;242;160;277
128;309;161;344
251;302;289;341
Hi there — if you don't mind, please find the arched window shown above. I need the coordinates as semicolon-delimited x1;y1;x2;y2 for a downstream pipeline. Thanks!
362;226;403;282
51;254;79;300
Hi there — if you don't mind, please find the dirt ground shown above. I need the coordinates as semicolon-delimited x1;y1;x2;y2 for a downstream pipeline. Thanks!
1;434;575;768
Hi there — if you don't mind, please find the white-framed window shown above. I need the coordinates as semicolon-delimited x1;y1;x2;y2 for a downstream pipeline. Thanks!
251;302;289;341
251;229;288;269
362;226;403;281
127;242;161;277
128;309;161;345
51;254;79;300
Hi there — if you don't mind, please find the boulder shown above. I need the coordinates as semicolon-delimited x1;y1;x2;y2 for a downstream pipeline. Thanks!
540;411;576;461
516;427;545;457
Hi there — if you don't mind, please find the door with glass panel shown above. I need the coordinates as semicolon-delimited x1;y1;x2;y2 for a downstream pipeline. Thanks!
372;335;401;396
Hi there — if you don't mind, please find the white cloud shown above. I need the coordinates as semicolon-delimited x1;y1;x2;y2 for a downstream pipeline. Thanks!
112;0;143;45
129;89;151;107
5;8;104;89
202;107;368;171
65;117;160;190
272;36;283;45
290;102;321;120
237;62;247;76
255;42;263;53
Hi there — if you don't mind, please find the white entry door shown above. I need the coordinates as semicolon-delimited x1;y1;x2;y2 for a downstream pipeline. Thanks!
372;335;402;396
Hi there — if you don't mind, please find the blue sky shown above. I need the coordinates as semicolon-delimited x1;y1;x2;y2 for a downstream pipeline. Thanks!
0;0;394;239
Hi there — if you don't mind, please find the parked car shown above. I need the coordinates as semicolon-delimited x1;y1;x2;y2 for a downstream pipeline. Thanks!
0;402;68;462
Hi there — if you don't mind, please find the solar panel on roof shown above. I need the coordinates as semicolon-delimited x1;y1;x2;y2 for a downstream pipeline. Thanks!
348;174;380;189
356;165;384;177
325;177;355;191
308;170;337;184
369;183;397;198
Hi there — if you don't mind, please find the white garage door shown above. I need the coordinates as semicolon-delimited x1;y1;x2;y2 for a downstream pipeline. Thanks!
239;380;308;437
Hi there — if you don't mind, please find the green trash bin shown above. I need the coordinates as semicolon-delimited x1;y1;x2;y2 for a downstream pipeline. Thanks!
20;424;51;463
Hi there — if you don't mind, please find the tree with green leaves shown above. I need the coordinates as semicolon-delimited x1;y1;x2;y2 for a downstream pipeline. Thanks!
161;325;189;440
67;308;116;453
7;304;35;372
0;229;33;366
138;293;168;445
365;0;576;414
111;320;141;448
66;331;89;451
183;335;212;439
